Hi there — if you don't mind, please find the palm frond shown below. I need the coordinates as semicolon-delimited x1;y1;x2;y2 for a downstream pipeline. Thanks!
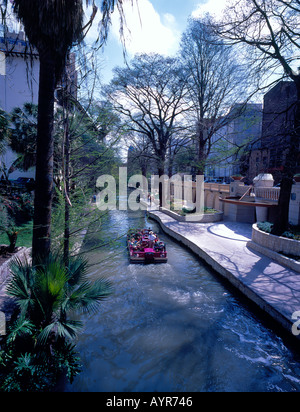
66;277;113;314
37;319;82;345
7;257;35;315
35;260;69;315
6;317;35;344
66;256;90;286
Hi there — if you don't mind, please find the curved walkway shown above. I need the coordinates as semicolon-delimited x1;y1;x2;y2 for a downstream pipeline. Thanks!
148;209;300;341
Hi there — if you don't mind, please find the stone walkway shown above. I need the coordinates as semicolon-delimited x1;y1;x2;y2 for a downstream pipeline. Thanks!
148;209;300;341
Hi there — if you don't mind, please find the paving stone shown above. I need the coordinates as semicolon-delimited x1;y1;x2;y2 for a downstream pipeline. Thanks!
148;210;300;340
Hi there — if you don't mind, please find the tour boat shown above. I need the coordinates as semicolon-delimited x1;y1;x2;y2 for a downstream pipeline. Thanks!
127;228;167;264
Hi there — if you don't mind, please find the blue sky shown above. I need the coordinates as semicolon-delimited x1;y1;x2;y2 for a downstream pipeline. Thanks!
3;0;285;111
4;0;227;84
87;0;227;84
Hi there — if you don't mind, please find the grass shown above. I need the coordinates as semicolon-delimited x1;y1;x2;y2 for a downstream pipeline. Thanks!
176;206;219;216
0;221;33;248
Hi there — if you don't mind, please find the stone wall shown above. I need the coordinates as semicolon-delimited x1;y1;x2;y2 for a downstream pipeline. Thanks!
289;183;300;226
248;224;300;273
159;207;224;223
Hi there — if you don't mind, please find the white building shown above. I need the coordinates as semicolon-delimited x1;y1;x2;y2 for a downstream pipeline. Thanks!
0;31;78;181
0;31;39;180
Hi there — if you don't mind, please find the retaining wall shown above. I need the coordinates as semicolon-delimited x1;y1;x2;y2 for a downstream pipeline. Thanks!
159;207;223;223
248;224;300;273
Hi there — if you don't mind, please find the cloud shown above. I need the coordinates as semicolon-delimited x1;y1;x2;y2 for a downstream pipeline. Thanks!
110;0;180;56
191;0;227;20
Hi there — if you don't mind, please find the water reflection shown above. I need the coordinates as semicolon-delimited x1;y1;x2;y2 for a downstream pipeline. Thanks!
65;210;300;392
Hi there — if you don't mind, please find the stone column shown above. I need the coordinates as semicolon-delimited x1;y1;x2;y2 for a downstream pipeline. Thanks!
289;182;300;225
253;173;274;222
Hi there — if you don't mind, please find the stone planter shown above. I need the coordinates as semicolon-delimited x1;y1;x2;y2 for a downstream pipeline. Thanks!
231;175;244;181
248;224;300;273
159;207;224;223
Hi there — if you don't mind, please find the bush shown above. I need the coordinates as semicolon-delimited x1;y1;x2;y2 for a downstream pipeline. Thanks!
257;221;300;240
257;221;273;233
0;254;113;391
7;194;34;226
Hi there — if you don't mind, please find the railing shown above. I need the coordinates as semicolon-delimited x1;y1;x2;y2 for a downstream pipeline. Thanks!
254;187;280;202
204;183;230;193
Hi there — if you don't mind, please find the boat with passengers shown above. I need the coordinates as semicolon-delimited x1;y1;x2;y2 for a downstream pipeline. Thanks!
127;228;167;264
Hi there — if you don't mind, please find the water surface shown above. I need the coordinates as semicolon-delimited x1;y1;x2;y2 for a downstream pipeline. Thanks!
65;209;300;392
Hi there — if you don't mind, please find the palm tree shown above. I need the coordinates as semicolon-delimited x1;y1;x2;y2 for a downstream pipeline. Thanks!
11;0;126;263
7;254;113;342
0;254;113;391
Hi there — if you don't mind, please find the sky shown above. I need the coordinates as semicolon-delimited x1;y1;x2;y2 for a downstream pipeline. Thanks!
85;0;228;84
3;0;228;84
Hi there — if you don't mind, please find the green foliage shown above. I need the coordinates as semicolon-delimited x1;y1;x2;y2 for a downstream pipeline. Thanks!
257;221;300;240
0;221;33;249
0;254;113;391
0;193;34;251
0;108;10;155
9;103;38;171
0;343;81;392
4;193;34;226
0;201;19;252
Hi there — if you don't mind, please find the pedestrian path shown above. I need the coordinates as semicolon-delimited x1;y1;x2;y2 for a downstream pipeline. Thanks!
148;209;300;341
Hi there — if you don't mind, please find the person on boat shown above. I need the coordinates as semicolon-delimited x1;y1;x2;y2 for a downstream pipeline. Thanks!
148;231;156;248
130;237;139;249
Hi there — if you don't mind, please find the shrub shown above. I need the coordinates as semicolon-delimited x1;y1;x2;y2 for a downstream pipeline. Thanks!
257;221;300;240
257;221;273;233
0;254;113;391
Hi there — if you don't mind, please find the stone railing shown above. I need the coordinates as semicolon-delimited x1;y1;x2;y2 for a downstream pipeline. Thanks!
254;187;280;202
204;183;230;193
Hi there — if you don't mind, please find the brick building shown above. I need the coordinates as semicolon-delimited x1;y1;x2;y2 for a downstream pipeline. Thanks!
249;81;300;184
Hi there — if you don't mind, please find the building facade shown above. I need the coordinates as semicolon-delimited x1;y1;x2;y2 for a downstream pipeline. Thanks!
0;30;78;181
249;81;300;184
0;31;39;180
206;103;263;183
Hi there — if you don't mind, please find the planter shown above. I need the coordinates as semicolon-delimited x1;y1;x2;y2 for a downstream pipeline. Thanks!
248;224;300;273
251;224;300;256
253;173;274;188
231;175;244;181
255;202;268;222
159;207;224;223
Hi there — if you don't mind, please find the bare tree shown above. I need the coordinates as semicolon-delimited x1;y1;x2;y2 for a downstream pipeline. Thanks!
8;0;131;263
180;15;249;176
104;53;190;206
216;0;300;234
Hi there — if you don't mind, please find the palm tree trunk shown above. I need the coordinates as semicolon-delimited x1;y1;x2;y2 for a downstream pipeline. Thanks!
63;114;70;266
32;50;56;263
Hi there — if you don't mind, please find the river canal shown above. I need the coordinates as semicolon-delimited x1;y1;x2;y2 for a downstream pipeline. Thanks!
65;209;300;392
